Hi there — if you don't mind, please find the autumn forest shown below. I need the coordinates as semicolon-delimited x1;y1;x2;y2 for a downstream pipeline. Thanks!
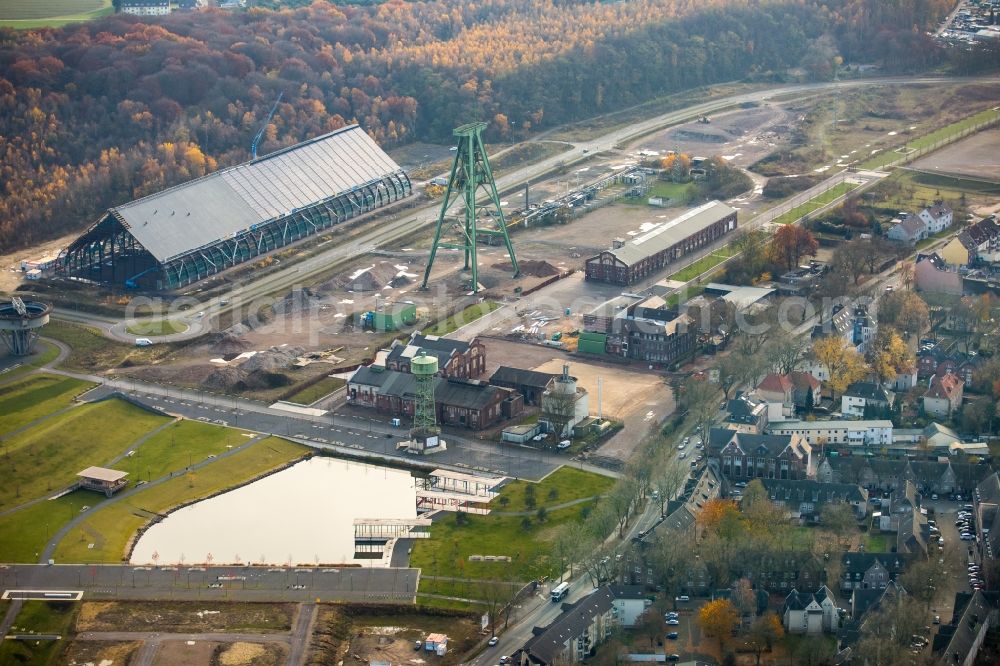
0;0;966;250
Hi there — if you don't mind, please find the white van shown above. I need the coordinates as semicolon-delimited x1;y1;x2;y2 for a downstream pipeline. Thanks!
557;440;571;450
135;338;153;347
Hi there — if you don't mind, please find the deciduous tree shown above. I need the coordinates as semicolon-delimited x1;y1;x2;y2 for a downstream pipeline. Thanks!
768;225;819;271
812;336;867;401
698;598;739;650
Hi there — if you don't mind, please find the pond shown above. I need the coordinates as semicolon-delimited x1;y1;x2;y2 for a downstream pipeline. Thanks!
130;456;417;566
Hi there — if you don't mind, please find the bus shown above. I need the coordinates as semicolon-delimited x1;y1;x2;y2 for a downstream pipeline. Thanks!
550;581;570;602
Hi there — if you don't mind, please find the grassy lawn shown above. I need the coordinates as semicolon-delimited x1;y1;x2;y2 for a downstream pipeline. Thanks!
424;301;500;336
0;0;112;28
124;318;188;337
286;376;347;405
0;490;99;563
0;374;95;437
646;181;694;202
0;340;60;384
773;181;857;225
864;532;891;553
664;284;706;308
55;437;309;563
669;247;738;282
496;467;614;513
42;321;177;373
410;469;613;599
0;601;78;665
113;420;251;483
859;107;1000;171
0;399;170;512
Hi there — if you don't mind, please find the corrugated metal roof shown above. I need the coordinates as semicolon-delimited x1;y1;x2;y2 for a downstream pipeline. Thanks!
113;125;403;262
609;200;737;268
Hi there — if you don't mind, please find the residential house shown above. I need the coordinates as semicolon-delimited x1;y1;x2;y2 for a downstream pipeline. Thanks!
119;0;170;15
924;372;964;418
761;478;868;520
978;473;1000;561
932;591;1000;666
879;481;927;556
755;374;795;421
767;419;893;450
708;428;813;480
790;371;823;410
512;586;617;665
347;366;521;430
724;393;769;434
890;363;918;392
841;382;894;418
489;366;556;406
812;304;876;354
887;215;928;244
840;553;912;592
818;457;991;497
385;333;486;379
608;585;652;627
918;202;953;235
782;586;840;635
847;580;907;623
915;252;964;296
940;217;1000;265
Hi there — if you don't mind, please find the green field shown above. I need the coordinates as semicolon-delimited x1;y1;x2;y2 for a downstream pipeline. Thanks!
0;0;112;28
424;301;500;337
858;107;1000;171
864;532;891;553
125;318;188;337
0;601;78;665
773;181;857;225
669;246;738;282
0;374;95;437
55;437;309;563
409;468;614;599
0;341;60;384
646;181;695;202
113;420;251;483
0;398;169;512
0;490;98;563
286;376;347;405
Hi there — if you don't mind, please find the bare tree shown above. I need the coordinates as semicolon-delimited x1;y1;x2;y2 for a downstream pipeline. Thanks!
609;477;640;538
763;330;811;375
652;458;688;516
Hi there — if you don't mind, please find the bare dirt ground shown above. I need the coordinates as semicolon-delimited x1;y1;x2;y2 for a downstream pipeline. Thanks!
0;229;79;294
910;128;1000;181
76;601;295;633
628;103;796;168
152;640;219;666
62;640;142;666
481;338;675;460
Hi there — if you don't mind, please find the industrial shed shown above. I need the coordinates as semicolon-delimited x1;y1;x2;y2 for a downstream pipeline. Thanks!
584;200;737;285
60;125;411;290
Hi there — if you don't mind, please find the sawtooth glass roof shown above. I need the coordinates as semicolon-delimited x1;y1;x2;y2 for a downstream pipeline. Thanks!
111;125;403;262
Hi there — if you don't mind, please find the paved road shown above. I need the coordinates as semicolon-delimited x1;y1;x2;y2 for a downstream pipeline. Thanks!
55;75;1000;342
48;366;602;483
0;564;418;604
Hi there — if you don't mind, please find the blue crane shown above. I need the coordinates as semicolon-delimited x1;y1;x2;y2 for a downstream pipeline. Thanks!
250;91;284;160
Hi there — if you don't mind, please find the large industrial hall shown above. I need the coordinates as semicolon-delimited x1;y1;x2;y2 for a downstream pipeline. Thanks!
60;125;411;290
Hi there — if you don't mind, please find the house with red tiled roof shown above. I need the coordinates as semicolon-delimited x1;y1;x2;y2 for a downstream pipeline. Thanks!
923;372;963;418
757;373;793;404
789;371;822;409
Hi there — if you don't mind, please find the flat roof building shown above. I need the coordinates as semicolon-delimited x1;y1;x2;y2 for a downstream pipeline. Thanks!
584;200;737;285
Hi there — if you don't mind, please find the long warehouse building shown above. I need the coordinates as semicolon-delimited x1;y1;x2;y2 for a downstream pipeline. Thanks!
61;125;411;290
584;200;737;285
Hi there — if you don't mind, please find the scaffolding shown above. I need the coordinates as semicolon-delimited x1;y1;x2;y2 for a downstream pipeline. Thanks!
421;122;518;293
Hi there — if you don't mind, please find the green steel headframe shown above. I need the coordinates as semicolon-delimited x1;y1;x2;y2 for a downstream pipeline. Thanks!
421;122;520;293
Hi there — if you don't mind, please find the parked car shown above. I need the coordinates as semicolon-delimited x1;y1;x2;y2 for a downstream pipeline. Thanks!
488;637;499;647
666;619;680;626
676;595;690;602
666;632;679;640
667;655;680;662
